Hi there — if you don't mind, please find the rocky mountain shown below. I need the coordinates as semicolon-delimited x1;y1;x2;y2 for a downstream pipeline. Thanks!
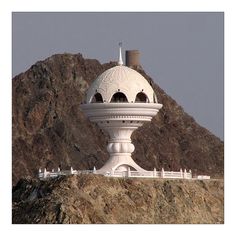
12;53;224;184
12;174;224;224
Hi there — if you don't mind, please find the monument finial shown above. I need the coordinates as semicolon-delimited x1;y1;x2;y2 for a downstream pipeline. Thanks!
118;42;123;66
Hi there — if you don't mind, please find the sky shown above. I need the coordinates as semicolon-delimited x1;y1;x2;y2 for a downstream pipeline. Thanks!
12;12;224;140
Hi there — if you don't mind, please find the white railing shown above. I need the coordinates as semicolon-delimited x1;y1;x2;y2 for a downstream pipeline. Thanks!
113;171;123;177
162;171;182;178
196;175;211;180
38;167;95;179
111;170;192;179
108;168;194;179
38;167;209;180
130;171;155;177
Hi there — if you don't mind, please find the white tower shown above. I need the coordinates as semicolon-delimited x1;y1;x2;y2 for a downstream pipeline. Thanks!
81;44;163;175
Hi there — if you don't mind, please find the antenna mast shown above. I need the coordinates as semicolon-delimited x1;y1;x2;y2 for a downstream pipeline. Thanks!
118;42;123;66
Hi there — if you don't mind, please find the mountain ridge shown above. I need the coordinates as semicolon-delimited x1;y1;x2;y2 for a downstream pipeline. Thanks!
12;174;224;224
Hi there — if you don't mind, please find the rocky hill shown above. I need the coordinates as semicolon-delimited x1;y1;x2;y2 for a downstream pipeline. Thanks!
12;174;224;224
12;53;224;184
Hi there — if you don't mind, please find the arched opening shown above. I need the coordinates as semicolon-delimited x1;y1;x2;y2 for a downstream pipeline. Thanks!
91;93;103;103
135;92;149;103
115;165;136;172
110;92;128;103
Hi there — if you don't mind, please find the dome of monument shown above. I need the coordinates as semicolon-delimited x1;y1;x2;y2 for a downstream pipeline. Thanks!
86;65;158;104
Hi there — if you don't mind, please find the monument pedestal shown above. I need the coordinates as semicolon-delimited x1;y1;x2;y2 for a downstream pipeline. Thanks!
81;103;162;175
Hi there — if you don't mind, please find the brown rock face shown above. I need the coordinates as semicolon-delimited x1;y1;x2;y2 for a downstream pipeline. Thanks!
12;175;224;224
12;53;224;184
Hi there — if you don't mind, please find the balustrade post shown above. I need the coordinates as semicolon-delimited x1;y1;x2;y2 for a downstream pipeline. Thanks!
189;169;192;178
70;166;73;174
93;166;97;174
180;168;183;178
184;169;187;179
43;168;47;178
128;167;131;177
161;168;165;178
153;168;156;177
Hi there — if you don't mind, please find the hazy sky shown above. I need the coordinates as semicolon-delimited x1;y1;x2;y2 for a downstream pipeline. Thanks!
12;12;224;140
